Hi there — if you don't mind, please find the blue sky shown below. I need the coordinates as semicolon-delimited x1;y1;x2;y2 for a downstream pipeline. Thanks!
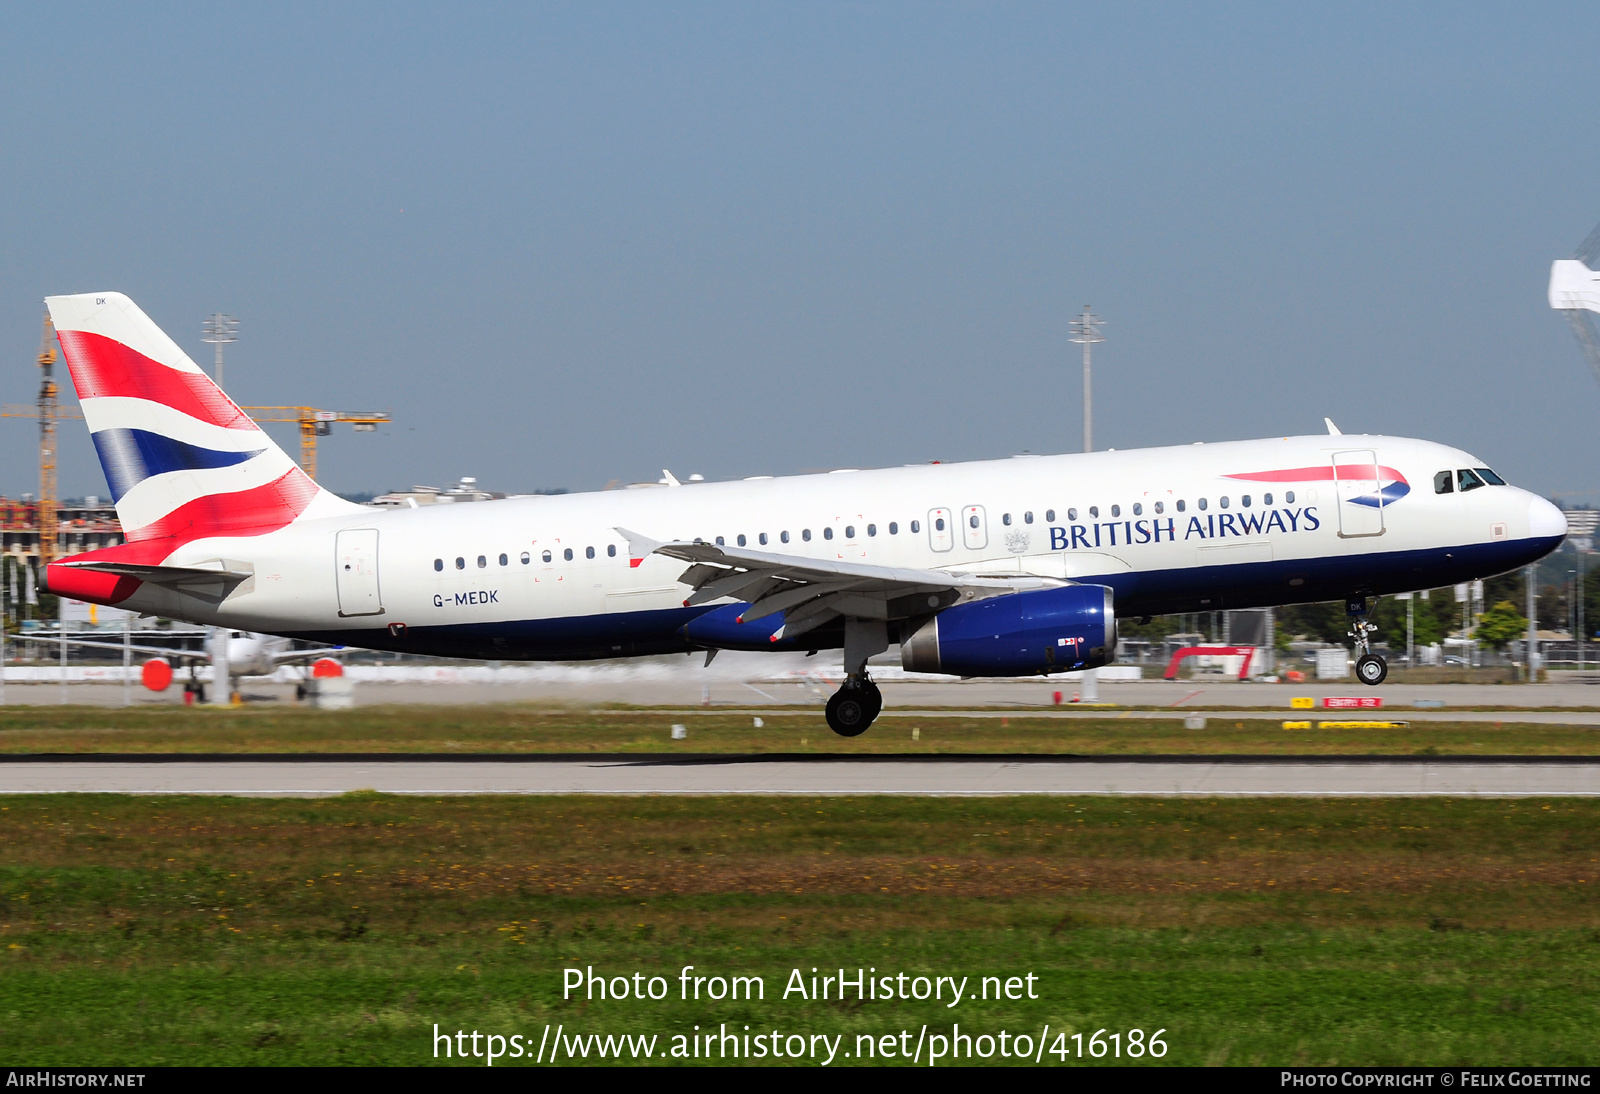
3;3;1598;501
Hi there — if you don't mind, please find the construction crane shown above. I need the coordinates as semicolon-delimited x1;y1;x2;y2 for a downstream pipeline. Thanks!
35;315;58;565
228;407;389;481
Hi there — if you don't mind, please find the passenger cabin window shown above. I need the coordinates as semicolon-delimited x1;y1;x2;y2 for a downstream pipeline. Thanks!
1002;513;1012;526
889;522;898;534
477;555;487;568
910;520;921;533
1263;493;1273;505
824;527;834;540
1285;491;1295;504
455;557;465;570
867;524;876;536
564;548;574;560
586;546;595;559
607;545;617;557
1176;500;1186;512
1219;497;1229;509
759;533;769;545
1045;509;1055;522
716;536;725;546
433;558;443;571
802;529;812;541
1153;501;1163;514
1458;469;1485;492
542;550;552;563
1089;506;1099;519
1024;511;1034;524
845;526;855;538
1132;503;1142;516
781;531;791;543
1198;498;1208;511
1067;508;1077;521
1110;504;1121;518
521;552;530;564
737;535;746;546
1241;495;1251;507
1477;468;1507;485
499;553;508;566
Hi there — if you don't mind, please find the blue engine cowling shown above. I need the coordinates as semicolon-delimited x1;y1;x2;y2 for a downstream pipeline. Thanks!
899;584;1116;677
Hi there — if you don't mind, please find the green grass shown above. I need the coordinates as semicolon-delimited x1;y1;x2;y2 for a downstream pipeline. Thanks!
0;703;1597;754
2;794;1598;1065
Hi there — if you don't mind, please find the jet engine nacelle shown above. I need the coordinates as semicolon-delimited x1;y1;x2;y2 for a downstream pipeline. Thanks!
900;584;1116;677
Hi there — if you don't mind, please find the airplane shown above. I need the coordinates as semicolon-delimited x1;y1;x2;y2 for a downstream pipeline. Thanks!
30;627;344;700
40;292;1567;736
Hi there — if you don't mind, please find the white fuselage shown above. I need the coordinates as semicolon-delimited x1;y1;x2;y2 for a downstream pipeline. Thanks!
96;433;1564;664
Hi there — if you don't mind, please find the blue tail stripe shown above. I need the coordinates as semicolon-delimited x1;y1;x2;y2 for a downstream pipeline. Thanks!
91;428;265;502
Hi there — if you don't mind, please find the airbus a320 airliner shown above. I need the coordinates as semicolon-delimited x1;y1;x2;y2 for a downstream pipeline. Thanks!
41;293;1567;735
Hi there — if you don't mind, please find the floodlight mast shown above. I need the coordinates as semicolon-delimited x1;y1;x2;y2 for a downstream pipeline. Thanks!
201;313;237;389
1068;304;1104;453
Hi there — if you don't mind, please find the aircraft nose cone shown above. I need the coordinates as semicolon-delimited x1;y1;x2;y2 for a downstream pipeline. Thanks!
1529;496;1568;540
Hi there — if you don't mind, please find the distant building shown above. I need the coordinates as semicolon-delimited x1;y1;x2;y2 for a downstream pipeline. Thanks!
0;496;125;560
368;476;506;507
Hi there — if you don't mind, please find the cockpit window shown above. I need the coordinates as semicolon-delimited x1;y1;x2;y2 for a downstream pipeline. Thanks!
1458;469;1485;492
1434;471;1453;495
1476;468;1507;486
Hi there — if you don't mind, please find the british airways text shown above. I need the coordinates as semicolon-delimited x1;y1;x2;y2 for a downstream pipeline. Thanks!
1048;506;1320;550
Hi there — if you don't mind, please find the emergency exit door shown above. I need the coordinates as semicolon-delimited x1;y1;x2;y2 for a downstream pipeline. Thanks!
1332;449;1386;539
336;529;384;616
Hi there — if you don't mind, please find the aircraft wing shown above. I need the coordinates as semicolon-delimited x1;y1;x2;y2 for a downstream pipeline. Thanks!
269;648;345;666
616;527;1063;640
22;634;210;663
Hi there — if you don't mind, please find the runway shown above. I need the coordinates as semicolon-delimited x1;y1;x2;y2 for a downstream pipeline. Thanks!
3;754;1599;796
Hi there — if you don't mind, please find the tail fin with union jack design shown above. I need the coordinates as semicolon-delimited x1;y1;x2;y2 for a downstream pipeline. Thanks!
43;292;362;602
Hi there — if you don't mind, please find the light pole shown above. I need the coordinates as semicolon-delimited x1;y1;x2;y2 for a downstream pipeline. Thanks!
201;313;237;389
1068;304;1105;700
200;313;237;708
1526;563;1539;682
1068;305;1104;453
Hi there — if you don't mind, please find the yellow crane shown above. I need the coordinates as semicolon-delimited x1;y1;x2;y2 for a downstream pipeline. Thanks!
34;315;58;565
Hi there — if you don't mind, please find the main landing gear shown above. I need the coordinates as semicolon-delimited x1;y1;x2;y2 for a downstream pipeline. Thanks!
825;675;883;737
1347;595;1388;686
825;618;890;737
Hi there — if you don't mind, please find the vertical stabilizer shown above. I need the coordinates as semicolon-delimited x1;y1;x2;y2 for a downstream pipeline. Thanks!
44;292;363;545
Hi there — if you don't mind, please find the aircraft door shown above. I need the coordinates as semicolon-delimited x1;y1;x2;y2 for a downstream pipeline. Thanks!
962;505;988;550
928;508;953;552
336;528;384;616
1332;449;1385;539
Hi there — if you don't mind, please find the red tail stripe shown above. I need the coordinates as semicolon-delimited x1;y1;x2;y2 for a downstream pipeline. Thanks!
127;467;318;543
1225;464;1407;484
56;330;256;430
46;468;319;604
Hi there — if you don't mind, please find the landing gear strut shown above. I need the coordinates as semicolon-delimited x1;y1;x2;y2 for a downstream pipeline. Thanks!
1347;595;1388;686
827;618;889;737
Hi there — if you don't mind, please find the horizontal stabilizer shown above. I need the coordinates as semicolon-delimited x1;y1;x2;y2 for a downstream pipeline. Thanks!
54;558;253;587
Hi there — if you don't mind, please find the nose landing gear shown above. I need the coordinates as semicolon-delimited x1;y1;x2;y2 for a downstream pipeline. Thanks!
1347;595;1388;686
